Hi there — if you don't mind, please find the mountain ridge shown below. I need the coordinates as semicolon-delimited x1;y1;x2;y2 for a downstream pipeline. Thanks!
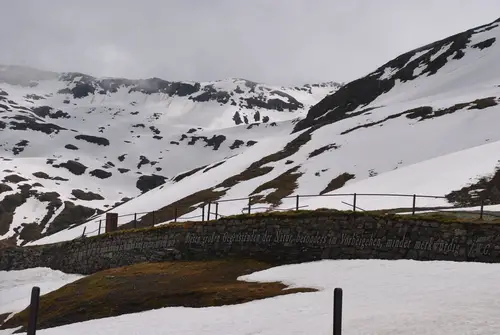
293;16;500;133
3;16;500;246
0;66;341;245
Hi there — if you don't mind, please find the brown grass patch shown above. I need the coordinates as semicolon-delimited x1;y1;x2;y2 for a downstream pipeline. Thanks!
250;166;303;207
1;260;316;332
218;166;274;188
320;172;355;195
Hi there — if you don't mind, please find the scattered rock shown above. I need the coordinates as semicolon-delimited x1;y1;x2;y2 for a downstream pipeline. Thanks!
89;169;112;179
137;156;151;169
53;160;87;176
71;189;105;201
246;140;258;147
229;140;245;150
0;183;13;194
7;115;65;134
136;174;167;193
2;174;28;184
12;140;29;155
75;134;110;146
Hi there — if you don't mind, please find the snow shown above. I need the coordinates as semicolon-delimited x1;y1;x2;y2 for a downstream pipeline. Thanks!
1;72;338;245
300;140;500;211
0;268;83;318
4;18;500;247
429;42;453;62
2;260;500;334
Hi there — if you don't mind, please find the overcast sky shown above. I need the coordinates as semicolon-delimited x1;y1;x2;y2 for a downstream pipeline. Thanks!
2;0;499;85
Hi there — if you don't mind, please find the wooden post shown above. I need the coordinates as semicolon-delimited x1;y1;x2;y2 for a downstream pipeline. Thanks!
202;205;205;222
27;286;40;335
412;194;416;215
134;213;137;228
174;207;178;222
480;199;484;220
352;193;357;212
105;213;118;233
98;220;102;235
207;202;211;221
333;288;343;335
248;197;251;215
215;202;219;219
296;195;300;211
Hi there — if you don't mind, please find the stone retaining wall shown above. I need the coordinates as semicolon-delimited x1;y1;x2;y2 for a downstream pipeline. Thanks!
1;211;499;275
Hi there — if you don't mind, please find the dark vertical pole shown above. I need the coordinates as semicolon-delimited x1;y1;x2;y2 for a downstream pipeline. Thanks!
152;211;156;226
98;220;102;235
27;286;40;335
82;226;86;237
174;207;178;223
207;202;211;221
248;197;251;215
134;213;137;228
352;193;357;212
412;194;416;215
480;199;484;220
202;205;205;222
215;202;219;219
333;288;343;335
296;195;300;211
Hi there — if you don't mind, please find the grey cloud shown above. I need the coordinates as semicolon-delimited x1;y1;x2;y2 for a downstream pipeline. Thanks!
1;0;499;85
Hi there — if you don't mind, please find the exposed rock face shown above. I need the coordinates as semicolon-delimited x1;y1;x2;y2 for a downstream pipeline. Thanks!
136;175;167;193
293;18;500;133
71;189;105;201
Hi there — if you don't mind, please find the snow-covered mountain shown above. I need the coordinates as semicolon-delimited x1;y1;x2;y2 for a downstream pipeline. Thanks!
4;16;500;246
0;65;341;245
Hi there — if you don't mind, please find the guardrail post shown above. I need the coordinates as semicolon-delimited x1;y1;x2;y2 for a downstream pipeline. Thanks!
296;195;300;211
215;202;219;219
134;213;137;228
480;199;484;220
352;193;357;212
27;286;40;335
207;202;211;221
333;287;343;335
248;197;251;215
81;226;86;237
174;207;178;222
98;220;102;235
202;205;205;222
412;194;416;215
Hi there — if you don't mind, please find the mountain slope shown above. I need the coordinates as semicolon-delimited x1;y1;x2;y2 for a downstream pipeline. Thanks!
27;16;500;245
0;67;341;245
293;17;500;132
6;17;500;246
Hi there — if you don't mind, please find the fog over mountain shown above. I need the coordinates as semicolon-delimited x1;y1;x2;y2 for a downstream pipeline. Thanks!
1;0;499;84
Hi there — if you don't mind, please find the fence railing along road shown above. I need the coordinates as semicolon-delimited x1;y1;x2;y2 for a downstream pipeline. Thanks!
78;192;498;238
